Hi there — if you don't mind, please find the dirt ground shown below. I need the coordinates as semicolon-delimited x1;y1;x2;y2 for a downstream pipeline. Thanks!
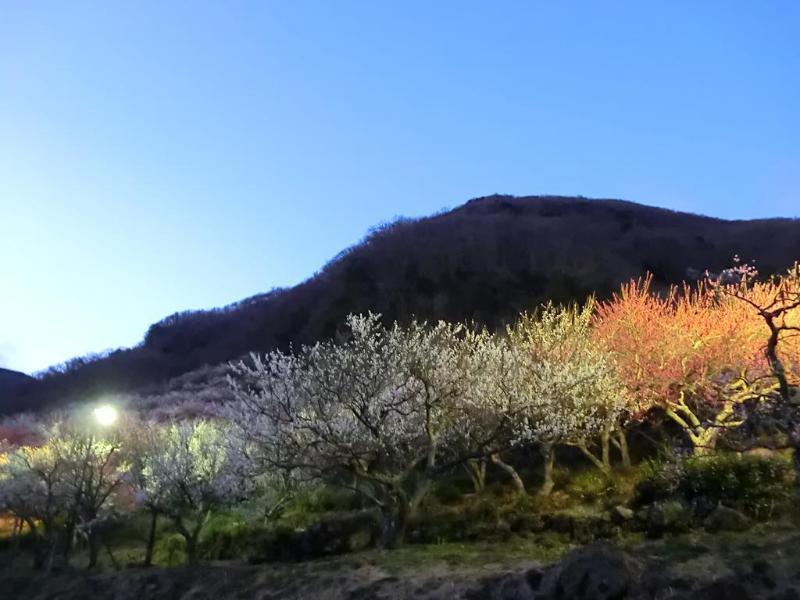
3;524;800;599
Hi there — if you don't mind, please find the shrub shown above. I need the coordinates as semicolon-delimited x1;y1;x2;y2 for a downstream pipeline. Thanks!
431;481;465;505
283;486;361;519
564;469;619;503
198;513;250;560
635;453;793;519
153;533;186;566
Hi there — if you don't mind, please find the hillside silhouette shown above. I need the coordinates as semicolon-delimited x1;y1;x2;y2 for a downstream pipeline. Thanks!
5;195;800;414
0;369;34;403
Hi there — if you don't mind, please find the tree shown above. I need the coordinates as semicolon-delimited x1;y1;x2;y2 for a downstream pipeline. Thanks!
709;260;800;488
709;261;800;404
57;425;127;568
228;313;490;547
595;275;772;453
0;432;69;570
505;301;627;494
140;420;250;564
124;420;171;567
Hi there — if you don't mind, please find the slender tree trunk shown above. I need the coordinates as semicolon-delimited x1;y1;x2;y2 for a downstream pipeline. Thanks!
184;534;198;565
143;508;159;567
105;542;121;570
538;443;555;496
576;441;611;475
464;458;487;493
62;517;76;564
764;322;800;498
793;438;800;499
174;511;210;565
379;493;411;549
44;535;58;573
11;518;22;552
87;531;101;569
29;524;45;571
490;453;526;494
615;430;631;469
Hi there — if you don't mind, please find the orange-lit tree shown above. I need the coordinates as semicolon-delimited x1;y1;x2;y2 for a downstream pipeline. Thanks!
710;261;800;405
595;275;774;453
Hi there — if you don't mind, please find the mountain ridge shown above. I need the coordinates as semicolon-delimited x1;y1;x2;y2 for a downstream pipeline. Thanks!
5;195;800;414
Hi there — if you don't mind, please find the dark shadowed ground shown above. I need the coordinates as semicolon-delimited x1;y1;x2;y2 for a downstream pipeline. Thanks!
4;523;800;600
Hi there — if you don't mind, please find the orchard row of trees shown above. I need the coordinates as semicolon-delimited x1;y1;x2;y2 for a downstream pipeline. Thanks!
1;262;799;563
0;416;249;568
226;261;800;547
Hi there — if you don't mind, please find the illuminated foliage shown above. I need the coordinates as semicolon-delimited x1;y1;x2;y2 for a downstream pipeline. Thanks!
228;313;491;547
504;301;629;493
129;419;251;564
595;269;800;453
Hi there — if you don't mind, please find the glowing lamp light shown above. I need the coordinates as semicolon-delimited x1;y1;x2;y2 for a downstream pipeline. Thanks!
93;404;119;427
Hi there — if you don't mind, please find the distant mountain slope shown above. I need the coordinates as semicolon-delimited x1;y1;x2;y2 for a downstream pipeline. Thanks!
0;368;34;403
6;195;800;414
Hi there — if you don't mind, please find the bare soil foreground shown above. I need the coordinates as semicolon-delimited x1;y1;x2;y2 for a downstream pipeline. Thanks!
4;525;800;600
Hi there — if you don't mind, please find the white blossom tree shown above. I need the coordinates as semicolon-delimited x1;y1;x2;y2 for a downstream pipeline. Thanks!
138;419;251;564
0;430;69;570
228;313;492;547
124;419;172;567
504;301;628;495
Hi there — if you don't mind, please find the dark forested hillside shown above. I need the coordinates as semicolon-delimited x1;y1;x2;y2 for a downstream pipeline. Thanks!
6;195;800;414
0;369;34;402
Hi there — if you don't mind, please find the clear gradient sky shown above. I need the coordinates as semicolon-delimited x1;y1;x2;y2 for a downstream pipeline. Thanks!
1;1;798;374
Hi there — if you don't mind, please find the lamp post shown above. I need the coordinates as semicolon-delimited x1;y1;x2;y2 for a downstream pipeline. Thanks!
92;404;119;428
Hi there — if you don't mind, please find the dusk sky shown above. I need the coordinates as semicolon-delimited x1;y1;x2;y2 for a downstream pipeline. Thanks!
1;1;798;374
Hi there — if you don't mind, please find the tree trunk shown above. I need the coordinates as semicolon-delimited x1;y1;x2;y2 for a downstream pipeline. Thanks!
793;435;800;499
691;428;720;455
87;531;101;569
174;511;210;565
62;517;76;564
465;458;487;493
615;430;631;469
143;508;158;567
105;542;121;570
490;453;526;494
184;534;198;565
577;443;612;475
31;530;46;571
538;443;555;496
379;494;411;549
765;323;800;499
11;518;22;552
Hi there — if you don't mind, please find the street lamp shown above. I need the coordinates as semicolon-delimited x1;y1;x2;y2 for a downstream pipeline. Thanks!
92;404;119;428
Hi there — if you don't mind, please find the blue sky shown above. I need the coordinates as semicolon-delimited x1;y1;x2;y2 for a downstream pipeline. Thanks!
1;1;798;374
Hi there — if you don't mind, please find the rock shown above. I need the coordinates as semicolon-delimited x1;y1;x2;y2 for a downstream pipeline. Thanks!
689;495;718;519
347;527;372;553
750;558;778;589
537;542;643;600
692;578;754;600
466;572;536;600
645;501;691;538
704;505;751;533
509;513;545;533
610;505;634;524
496;518;513;537
768;589;800;600
525;568;544;590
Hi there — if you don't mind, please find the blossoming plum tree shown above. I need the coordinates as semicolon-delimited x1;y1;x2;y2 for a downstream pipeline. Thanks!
504;301;628;494
228;313;492;547
595;273;789;453
134;420;251;564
